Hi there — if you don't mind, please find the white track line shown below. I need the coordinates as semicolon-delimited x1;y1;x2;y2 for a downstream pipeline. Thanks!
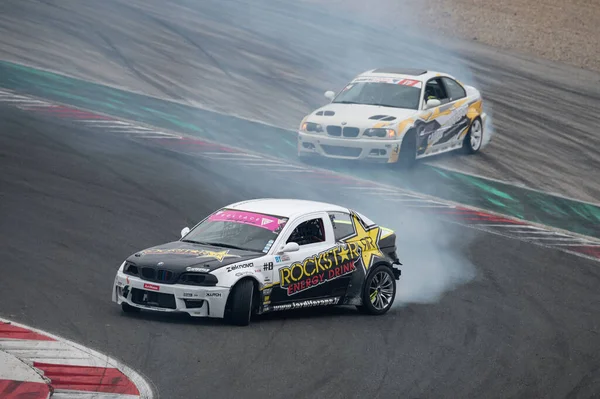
518;237;590;242
78;120;129;124
267;169;312;172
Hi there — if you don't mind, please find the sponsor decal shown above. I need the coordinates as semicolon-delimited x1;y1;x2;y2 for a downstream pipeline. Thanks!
226;262;254;272
428;130;443;146
139;248;238;262
271;297;341;311
206;292;222;298
396;78;421;87
116;281;124;287
278;212;384;295
342;212;384;272
235;271;253;277
186;266;210;273
274;255;290;263
208;210;288;233
263;262;274;271
444;104;468;127
352;76;422;88
183;293;193;297
278;244;359;295
143;283;160;291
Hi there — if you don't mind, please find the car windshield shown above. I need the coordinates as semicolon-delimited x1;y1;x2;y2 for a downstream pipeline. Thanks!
182;209;289;253
332;77;422;110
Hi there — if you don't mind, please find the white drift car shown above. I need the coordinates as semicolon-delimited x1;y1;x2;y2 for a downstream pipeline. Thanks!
112;199;402;326
297;68;488;167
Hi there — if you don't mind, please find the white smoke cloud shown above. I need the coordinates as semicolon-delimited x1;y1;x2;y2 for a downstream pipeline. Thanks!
343;199;478;306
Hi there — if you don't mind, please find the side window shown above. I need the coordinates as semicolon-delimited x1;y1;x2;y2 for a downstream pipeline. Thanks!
287;218;326;246
328;212;355;241
424;78;450;104
442;77;466;101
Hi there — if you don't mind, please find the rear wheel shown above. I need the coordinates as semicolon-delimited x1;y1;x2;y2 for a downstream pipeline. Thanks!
356;265;396;315
462;117;483;154
227;279;254;326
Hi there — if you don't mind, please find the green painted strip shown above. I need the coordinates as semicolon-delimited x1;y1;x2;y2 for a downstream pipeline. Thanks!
1;59;599;238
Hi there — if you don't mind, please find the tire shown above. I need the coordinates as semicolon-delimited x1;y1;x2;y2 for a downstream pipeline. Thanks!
121;302;140;313
396;129;417;169
297;151;314;164
227;279;254;326
356;265;396;315
462;117;483;154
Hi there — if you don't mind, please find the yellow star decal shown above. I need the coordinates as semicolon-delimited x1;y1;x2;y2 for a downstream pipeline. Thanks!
338;246;350;263
344;212;384;271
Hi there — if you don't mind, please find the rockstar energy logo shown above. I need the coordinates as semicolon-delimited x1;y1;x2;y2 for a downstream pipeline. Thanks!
279;243;360;295
278;212;385;295
139;248;239;262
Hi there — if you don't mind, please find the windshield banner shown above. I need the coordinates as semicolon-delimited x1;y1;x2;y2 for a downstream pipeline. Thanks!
352;76;422;88
208;209;287;232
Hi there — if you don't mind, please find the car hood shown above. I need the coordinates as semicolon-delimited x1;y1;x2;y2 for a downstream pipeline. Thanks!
309;103;418;128
126;241;262;273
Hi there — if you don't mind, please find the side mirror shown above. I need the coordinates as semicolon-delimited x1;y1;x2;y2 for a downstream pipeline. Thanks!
277;242;300;254
425;98;441;109
324;91;336;100
180;227;190;238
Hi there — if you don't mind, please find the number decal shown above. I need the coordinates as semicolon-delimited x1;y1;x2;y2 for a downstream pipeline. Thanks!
263;262;273;271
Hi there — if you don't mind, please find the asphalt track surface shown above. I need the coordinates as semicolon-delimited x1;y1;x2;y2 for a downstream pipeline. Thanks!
1;0;600;203
2;106;600;398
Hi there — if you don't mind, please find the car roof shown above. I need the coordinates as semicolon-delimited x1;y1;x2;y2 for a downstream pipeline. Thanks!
226;198;350;219
357;68;451;82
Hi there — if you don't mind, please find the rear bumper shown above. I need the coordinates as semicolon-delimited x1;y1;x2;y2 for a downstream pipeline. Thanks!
298;131;403;163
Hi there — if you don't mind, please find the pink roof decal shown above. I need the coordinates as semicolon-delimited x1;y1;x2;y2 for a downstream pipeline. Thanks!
208;210;287;232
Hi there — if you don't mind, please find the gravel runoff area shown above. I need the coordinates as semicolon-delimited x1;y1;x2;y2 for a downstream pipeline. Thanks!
317;0;600;73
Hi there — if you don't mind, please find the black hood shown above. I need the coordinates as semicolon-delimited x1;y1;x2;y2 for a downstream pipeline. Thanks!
125;241;262;280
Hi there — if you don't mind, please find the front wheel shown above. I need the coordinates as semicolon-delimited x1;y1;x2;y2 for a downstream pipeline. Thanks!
396;130;417;169
462;118;483;154
121;302;140;313
227;279;254;326
356;265;396;315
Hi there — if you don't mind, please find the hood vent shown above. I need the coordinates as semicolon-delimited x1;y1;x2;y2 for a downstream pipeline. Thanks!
369;115;397;121
316;110;335;116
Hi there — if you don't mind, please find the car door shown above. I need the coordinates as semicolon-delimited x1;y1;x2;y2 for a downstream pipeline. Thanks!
416;77;448;156
439;77;471;145
419;77;472;155
266;212;349;309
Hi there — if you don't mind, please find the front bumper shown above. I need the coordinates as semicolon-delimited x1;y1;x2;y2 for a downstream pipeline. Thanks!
298;131;403;163
112;271;230;318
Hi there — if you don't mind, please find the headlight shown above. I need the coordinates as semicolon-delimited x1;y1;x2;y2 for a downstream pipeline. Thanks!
363;128;397;139
178;272;219;286
123;261;139;276
301;122;324;133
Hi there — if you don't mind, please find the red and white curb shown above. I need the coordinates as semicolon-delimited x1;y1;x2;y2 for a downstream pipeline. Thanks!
0;348;51;399
0;318;155;399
